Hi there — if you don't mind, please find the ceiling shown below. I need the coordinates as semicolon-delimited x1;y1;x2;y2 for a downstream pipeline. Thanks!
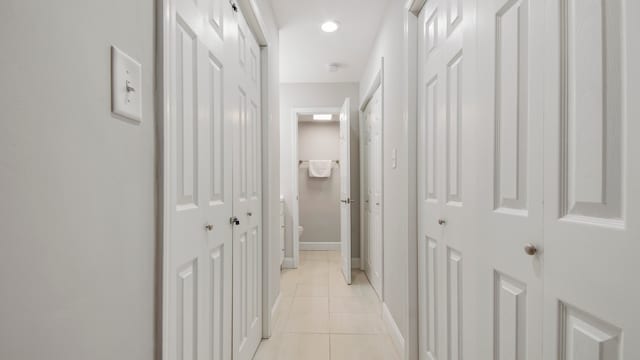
270;0;391;83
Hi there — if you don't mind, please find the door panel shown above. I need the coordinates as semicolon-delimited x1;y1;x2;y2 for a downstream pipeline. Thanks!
339;98;352;284
168;0;232;359
476;0;544;358
418;0;477;359
446;52;462;204
543;0;640;358
232;7;262;360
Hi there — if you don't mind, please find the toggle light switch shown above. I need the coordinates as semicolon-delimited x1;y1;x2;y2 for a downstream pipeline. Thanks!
111;46;142;122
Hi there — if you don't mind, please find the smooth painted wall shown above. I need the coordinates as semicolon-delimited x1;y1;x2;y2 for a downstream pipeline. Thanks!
298;122;341;244
0;0;156;359
280;82;360;259
360;0;408;337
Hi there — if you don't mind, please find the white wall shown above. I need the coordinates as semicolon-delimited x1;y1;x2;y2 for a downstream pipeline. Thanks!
0;0;155;359
360;0;408;338
280;82;360;259
298;122;341;244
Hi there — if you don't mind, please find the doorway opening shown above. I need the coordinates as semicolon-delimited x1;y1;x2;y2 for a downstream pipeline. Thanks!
287;102;353;284
297;113;341;254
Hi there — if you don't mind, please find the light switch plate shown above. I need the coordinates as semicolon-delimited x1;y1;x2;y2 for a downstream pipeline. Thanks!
111;46;142;122
392;148;398;169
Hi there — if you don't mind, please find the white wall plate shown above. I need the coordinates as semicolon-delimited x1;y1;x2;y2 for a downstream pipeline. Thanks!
111;46;142;122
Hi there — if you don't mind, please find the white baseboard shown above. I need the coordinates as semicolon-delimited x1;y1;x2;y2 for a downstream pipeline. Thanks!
286;254;359;269
382;302;405;358
282;257;295;269
299;241;340;251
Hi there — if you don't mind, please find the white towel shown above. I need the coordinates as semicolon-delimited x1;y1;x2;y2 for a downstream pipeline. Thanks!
308;160;333;178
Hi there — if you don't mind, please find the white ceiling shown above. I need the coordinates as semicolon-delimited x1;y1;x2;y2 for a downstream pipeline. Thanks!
270;0;391;83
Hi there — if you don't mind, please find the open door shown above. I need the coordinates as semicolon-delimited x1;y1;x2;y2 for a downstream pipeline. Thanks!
339;98;352;284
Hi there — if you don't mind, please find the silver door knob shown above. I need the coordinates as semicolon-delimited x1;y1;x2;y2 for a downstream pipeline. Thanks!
524;243;538;256
438;219;446;225
205;224;214;231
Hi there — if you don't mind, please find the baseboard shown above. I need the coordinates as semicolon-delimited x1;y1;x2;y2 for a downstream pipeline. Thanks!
286;254;359;268
382;302;405;358
282;257;295;269
299;241;340;251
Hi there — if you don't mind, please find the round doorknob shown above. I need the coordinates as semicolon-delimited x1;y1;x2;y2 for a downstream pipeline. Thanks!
524;243;538;256
438;219;447;225
205;224;214;231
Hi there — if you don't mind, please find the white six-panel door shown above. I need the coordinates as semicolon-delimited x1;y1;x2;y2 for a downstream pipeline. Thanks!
365;87;383;299
167;0;233;359
339;98;352;285
477;0;545;358
232;7;262;360
417;0;640;359
417;0;478;358
475;0;545;359
166;0;262;359
543;0;640;358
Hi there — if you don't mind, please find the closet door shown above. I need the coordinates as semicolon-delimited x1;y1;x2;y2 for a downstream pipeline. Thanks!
339;98;352;284
232;6;263;360
417;0;478;358
475;0;545;359
167;0;233;359
365;87;383;299
543;0;640;358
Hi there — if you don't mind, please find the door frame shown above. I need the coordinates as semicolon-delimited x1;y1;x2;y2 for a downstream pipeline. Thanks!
288;106;342;268
359;59;385;298
157;0;276;358
403;1;422;360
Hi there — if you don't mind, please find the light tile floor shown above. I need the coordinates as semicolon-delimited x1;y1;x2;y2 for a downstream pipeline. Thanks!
253;251;399;360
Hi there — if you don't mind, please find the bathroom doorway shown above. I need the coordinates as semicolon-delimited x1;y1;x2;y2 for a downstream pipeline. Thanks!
288;103;353;284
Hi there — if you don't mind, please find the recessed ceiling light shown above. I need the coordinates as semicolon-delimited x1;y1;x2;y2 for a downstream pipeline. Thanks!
313;114;333;121
321;21;340;33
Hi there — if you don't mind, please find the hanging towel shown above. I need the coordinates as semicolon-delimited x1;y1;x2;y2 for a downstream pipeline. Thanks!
308;160;333;178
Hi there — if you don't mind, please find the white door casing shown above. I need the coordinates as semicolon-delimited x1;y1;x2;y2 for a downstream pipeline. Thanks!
232;7;262;360
365;87;383;298
339;98;352;285
417;0;478;359
476;0;545;358
165;0;233;359
543;0;640;358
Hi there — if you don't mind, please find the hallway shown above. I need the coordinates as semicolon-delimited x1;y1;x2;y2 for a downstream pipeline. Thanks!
253;251;399;360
